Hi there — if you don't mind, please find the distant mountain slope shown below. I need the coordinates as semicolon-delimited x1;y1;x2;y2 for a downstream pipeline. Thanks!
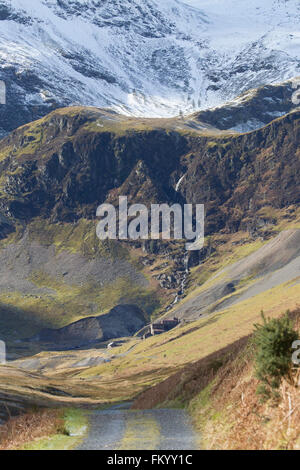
0;106;299;234
169;229;300;321
193;78;300;132
0;105;298;344
0;0;300;135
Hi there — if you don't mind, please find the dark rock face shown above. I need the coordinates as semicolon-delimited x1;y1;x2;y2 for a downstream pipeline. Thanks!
99;304;146;340
179;112;300;233
1;106;299;239
0;109;188;227
33;304;146;347
34;317;102;347
194;80;299;131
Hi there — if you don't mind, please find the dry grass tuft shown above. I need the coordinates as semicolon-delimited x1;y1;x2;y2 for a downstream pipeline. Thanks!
193;308;300;450
133;308;300;449
203;363;300;449
0;409;63;450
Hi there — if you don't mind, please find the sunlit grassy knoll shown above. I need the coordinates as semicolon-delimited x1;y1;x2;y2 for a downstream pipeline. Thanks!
78;109;228;138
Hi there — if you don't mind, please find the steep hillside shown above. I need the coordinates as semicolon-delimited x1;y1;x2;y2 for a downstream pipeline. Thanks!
0;106;299;233
194;78;300;132
169;229;300;321
0;105;299;352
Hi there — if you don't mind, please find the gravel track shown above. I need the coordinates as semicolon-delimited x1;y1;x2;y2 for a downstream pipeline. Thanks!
78;406;198;450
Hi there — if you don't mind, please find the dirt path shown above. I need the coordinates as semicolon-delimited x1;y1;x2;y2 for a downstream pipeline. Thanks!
77;406;198;450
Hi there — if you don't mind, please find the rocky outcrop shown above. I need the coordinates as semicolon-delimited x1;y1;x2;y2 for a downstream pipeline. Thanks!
194;79;299;132
0;106;299;237
32;304;147;348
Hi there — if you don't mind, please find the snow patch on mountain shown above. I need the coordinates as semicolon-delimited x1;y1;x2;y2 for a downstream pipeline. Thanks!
0;0;299;126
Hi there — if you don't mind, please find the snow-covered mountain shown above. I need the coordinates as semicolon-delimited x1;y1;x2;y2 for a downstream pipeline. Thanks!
0;0;300;135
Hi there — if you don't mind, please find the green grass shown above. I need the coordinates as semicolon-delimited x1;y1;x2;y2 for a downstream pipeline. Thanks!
63;409;88;438
0;274;159;338
0;218;162;338
189;381;214;415
25;218;130;260
22;409;88;451
78;277;300;392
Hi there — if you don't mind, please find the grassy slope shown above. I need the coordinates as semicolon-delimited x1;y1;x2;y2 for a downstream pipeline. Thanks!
80;279;299;385
3;218;298;404
1;274;297;408
132;310;300;450
188;311;300;450
0;217;162;341
0;408;88;451
78;215;300;389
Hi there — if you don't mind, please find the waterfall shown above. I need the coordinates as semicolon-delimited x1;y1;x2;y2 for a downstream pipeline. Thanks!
175;174;186;192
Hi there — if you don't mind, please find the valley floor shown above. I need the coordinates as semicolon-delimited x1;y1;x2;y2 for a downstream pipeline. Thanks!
1;310;299;450
0;226;299;450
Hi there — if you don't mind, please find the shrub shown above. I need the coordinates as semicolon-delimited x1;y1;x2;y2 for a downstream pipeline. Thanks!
253;311;298;401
